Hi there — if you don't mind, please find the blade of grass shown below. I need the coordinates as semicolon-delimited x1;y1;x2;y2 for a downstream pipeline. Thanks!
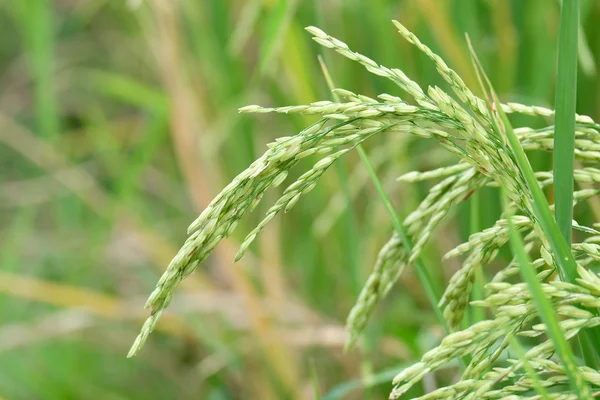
309;360;322;400
12;0;82;241
489;0;517;93
86;70;168;115
466;36;578;285
552;0;600;371
506;334;552;400
577;0;596;77
318;55;362;296
466;195;549;398
356;147;447;334
554;0;579;248
14;0;58;139
469;191;485;324
506;206;591;399
258;0;293;74
317;49;378;381
466;33;600;369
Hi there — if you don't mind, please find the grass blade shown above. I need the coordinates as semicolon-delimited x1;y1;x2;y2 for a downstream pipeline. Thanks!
552;0;600;371
356;147;447;333
507;207;591;399
316;53;451;346
506;335;552;400
309;360;322;400
318;55;362;295
258;0;296;74
14;0;58;139
467;32;600;368
554;0;579;248
469;191;486;325
466;35;578;284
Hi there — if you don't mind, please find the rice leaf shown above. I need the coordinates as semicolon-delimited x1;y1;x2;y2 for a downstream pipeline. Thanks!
507;206;591;399
554;0;579;248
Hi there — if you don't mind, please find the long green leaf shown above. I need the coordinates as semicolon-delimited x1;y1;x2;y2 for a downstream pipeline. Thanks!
309;360;322;400
506;335;552;400
318;55;362;296
498;93;600;369
14;0;58;139
258;0;296;74
507;209;591;399
469;191;485;325
315;53;450;345
552;0;600;371
467;31;600;370
466;34;579;285
554;0;579;249
356;147;447;333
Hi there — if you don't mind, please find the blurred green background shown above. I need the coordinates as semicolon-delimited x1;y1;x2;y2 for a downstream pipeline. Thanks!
1;0;600;399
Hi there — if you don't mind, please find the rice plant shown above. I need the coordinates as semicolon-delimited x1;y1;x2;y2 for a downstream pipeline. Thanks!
128;15;600;400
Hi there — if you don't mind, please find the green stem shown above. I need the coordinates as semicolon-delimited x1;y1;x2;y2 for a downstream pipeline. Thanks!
318;54;363;296
356;146;447;333
507;207;591;399
554;0;579;249
469;191;485;324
